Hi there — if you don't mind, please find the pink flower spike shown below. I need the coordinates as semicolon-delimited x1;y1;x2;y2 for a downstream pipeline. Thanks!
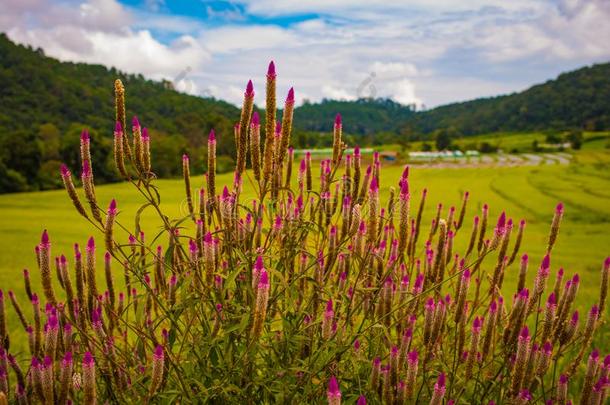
286;87;295;103
542;341;552;354
335;113;342;127
519;326;530;340
41;229;50;247
115;121;122;133
496;211;506;229
87;236;95;252
267;61;276;77
473;317;482;332
370;177;379;192
541;254;550;271
357;395;367;405
154;345;164;360
82;159;91;177
81;129;90;142
108;199;117;214
259;270;269;288
327;376;341;398
204;232;213;244
189;239;198;254
604;256;610;270
142;127;149;140
436;372;446;389
208;129;216;143
251;111;260;127
255;256;264;271
132;116;140;128
60;164;70;177
556;202;564;214
83;352;94;366
245;80;254;97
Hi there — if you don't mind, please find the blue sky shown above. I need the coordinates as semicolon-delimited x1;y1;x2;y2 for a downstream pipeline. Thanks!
2;0;610;108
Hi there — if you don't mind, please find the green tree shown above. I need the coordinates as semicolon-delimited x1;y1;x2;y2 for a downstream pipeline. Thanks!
566;130;583;149
434;129;452;150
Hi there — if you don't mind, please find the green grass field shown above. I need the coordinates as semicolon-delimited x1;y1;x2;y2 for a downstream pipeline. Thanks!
1;148;610;354
398;130;610;153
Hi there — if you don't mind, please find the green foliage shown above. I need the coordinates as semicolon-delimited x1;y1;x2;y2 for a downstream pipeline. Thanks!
294;98;416;136
567;130;584;150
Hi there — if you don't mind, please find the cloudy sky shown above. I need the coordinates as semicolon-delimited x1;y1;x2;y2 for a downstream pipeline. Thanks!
2;0;610;108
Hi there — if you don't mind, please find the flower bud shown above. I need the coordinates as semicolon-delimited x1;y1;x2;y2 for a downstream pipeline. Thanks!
327;376;341;405
430;372;446;405
82;352;96;404
150;345;165;396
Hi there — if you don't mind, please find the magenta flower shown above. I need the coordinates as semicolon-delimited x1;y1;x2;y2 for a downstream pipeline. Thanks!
327;376;341;405
267;61;276;78
245;80;254;98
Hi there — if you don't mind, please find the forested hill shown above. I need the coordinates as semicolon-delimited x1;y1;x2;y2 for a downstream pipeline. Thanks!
406;63;610;135
294;98;416;135
0;33;239;192
292;63;610;137
1;32;609;193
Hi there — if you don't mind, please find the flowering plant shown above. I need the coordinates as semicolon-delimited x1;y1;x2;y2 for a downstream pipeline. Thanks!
0;62;608;404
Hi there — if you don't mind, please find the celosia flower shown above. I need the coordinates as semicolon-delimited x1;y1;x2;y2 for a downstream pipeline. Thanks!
547;202;564;252
528;254;550;313
516;389;532;404
537;341;552;376
82;352;96;404
557;374;568;403
511;326;530;394
465;317;482;377
252;270;270;338
405;351;418;398
105;199;117;253
322;300;335;339
150;345;164;396
327;376;341;405
430;372;446;405
581;349;600;404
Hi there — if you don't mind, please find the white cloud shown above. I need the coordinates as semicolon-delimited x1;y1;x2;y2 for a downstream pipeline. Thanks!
2;0;209;82
321;85;356;101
